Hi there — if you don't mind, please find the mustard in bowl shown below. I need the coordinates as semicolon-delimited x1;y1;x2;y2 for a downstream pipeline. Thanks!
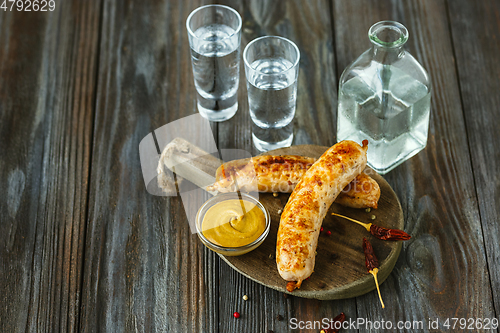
195;193;270;256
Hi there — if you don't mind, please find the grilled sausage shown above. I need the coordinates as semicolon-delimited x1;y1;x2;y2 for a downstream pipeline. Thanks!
207;154;379;209
276;140;368;290
335;172;380;209
208;155;315;193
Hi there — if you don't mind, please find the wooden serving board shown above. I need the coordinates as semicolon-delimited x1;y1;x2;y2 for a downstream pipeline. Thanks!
219;145;404;300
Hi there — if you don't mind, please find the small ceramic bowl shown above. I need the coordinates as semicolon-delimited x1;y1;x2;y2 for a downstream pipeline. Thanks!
195;193;271;256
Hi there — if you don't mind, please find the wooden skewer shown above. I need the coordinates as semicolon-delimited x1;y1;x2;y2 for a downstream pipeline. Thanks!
332;212;372;231
369;268;385;309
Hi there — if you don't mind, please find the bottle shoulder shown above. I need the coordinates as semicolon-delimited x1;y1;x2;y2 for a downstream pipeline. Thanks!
340;49;431;89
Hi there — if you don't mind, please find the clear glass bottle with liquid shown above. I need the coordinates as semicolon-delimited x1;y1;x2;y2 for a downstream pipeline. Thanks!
337;21;431;174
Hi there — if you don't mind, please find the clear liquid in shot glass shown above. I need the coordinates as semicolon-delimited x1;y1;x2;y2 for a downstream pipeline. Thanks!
247;57;297;151
190;24;240;121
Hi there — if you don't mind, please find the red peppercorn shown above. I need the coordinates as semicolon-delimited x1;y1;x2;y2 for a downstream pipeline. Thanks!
233;312;240;319
320;227;324;232
326;230;332;236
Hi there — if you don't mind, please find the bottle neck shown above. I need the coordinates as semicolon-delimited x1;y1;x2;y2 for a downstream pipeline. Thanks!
368;21;408;64
371;44;404;64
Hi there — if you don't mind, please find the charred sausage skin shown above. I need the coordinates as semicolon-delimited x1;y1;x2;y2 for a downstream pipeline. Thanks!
276;140;368;289
209;155;315;193
208;153;379;209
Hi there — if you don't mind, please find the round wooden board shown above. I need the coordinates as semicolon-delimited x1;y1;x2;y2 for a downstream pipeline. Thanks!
219;145;404;300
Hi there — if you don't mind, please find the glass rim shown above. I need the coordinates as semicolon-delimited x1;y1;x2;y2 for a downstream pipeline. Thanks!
186;4;242;40
368;21;409;48
243;35;300;76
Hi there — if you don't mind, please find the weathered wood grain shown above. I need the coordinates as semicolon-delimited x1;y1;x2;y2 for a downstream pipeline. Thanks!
0;1;101;332
217;0;338;151
447;0;500;318
214;1;357;332
333;0;496;331
0;0;497;332
79;0;219;332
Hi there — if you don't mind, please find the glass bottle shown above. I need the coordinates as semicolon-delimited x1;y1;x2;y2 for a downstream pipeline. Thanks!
337;21;431;174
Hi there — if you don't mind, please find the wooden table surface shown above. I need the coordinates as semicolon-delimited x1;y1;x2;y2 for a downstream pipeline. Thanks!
1;0;499;332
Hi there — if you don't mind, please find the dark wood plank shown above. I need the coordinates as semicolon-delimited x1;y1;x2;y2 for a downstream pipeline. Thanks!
0;1;101;332
214;1;356;332
333;0;496;330
447;0;500;318
217;0;338;151
79;0;222;332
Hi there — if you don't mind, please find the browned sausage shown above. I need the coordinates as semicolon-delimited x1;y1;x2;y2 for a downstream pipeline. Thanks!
276;140;368;289
207;154;379;209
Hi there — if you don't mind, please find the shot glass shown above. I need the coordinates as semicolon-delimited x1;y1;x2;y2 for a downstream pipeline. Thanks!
243;36;300;151
186;5;242;122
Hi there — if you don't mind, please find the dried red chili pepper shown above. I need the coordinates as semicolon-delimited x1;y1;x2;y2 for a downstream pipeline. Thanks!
321;312;346;333
363;237;379;272
332;212;411;241
370;224;411;241
362;238;385;309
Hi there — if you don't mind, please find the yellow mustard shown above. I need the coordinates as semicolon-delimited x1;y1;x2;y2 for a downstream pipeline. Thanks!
201;199;266;247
